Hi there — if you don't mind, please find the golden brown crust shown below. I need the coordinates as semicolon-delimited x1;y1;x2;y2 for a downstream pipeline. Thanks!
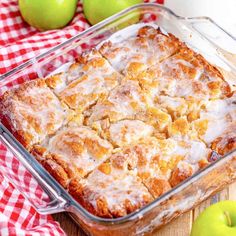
195;52;231;98
68;163;153;218
45;73;64;90
169;163;194;187
99;26;184;78
68;178;113;218
145;178;171;198
31;145;71;188
46;50;121;113
0;114;32;150
137;26;185;52
41;159;70;188
0;79;70;149
69;178;115;218
211;123;236;155
30;125;113;192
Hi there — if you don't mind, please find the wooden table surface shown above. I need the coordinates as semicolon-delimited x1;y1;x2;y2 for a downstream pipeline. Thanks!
53;182;236;236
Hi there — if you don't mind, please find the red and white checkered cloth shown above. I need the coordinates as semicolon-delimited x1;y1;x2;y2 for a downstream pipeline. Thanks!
0;0;163;235
0;144;66;236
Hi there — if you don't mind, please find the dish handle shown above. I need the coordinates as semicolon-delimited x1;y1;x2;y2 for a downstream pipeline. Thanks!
0;125;68;214
185;16;236;69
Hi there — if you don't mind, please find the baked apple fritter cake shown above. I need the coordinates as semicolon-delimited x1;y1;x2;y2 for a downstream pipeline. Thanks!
0;26;235;218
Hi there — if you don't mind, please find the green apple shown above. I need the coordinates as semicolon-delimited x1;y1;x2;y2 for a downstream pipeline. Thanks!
191;200;236;236
83;0;143;25
19;0;78;31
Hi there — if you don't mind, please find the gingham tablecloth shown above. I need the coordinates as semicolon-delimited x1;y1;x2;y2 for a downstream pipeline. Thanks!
0;0;162;235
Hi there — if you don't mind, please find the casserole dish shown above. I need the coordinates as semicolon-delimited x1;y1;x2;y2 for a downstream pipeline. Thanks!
0;3;236;235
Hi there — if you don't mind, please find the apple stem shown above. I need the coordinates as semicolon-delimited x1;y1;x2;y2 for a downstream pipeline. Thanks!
224;211;232;227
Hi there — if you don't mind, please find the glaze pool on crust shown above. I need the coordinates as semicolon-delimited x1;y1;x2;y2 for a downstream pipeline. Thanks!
99;26;184;77
103;119;154;147
46;49;122;113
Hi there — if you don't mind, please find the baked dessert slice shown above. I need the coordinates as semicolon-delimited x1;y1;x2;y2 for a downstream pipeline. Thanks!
31;125;113;188
69;161;153;218
0;79;72;149
87;79;153;124
136;47;231;100
46;49;122;113
210;123;236;156
99;26;183;77
87;79;172;138
110;136;211;197
193;92;236;155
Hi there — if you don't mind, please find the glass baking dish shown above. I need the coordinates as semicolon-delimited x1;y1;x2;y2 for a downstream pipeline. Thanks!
0;3;236;235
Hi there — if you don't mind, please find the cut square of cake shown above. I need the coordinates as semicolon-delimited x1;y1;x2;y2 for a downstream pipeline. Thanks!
110;136;211;197
99;26;183;77
136;47;231;99
193;92;236;155
69;161;153;218
46;49;122;113
31;125;113;188
0;79;72;149
87;79;152;124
